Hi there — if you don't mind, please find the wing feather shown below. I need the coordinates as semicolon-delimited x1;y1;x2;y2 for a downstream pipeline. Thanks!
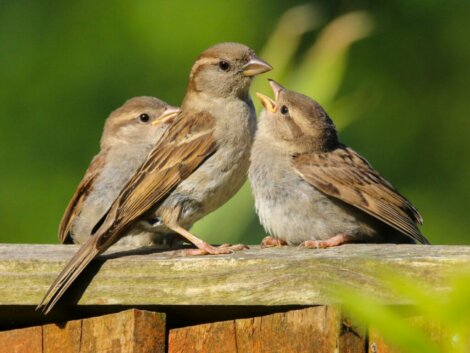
39;110;218;313
93;110;217;244
58;152;107;244
293;146;428;244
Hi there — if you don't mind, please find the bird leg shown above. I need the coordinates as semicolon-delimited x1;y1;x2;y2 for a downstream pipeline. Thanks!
161;206;247;255
166;223;248;255
260;235;287;248
300;233;356;249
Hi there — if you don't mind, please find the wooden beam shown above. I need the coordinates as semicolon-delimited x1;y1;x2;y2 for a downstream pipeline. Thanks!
0;244;468;308
0;307;364;353
168;306;363;353
0;309;166;353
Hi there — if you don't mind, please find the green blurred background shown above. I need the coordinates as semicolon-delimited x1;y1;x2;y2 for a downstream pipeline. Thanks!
1;0;469;245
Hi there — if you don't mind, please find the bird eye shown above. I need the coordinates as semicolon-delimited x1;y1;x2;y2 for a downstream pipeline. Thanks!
218;60;230;71
138;113;150;123
280;105;289;115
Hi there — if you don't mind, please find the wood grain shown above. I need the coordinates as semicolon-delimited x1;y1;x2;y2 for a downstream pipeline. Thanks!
0;326;42;353
339;316;367;353
168;306;352;353
0;244;468;307
0;309;165;353
43;320;81;353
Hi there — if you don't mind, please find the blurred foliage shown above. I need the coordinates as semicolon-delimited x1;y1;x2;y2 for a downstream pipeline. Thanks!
338;270;470;353
0;0;469;244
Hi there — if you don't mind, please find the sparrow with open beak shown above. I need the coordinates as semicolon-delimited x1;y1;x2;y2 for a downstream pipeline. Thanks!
38;42;272;314
249;80;429;248
59;96;180;247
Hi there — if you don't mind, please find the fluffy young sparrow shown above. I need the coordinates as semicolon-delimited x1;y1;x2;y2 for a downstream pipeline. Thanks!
59;96;180;247
38;42;272;313
249;80;429;249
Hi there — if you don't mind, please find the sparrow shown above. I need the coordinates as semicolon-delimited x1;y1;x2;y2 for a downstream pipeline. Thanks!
59;96;181;247
38;42;272;313
249;80;429;249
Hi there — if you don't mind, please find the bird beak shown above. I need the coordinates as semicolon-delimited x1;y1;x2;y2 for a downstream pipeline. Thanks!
268;79;286;100
256;93;277;113
242;55;273;77
152;106;181;125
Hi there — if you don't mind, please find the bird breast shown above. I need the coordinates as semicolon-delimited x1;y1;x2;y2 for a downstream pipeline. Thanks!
159;97;257;226
249;139;378;245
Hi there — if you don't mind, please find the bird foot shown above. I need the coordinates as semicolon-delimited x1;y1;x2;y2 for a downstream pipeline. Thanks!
175;243;249;256
300;234;355;249
165;223;248;256
260;236;287;248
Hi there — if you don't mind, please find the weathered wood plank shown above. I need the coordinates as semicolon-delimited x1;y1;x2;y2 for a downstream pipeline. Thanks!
0;309;166;353
339;317;367;353
0;326;43;353
43;320;81;353
169;320;237;353
168;306;354;353
0;244;468;307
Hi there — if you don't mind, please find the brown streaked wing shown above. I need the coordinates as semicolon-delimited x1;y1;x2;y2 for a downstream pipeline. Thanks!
92;110;217;243
58;152;107;244
292;146;428;244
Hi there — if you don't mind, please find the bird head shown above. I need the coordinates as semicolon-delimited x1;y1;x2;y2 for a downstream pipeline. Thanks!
101;96;180;147
256;80;339;152
186;42;272;100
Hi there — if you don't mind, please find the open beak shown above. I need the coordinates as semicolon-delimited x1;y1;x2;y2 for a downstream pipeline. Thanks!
242;55;273;77
152;106;181;126
256;92;277;113
268;79;286;100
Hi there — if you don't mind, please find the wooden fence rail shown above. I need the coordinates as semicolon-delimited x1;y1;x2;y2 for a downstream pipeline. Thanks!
0;244;468;352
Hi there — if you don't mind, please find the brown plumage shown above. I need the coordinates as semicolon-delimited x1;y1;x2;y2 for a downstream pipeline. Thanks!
38;42;272;314
94;110;218;248
59;96;180;245
292;147;427;244
249;80;429;249
59;152;106;244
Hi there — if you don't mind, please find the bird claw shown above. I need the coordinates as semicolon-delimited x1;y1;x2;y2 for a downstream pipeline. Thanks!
174;243;249;256
219;243;249;250
299;234;355;249
260;236;287;248
299;240;326;249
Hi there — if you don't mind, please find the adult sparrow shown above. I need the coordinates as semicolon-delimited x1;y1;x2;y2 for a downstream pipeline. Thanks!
249;80;429;248
38;42;272;313
59;96;181;247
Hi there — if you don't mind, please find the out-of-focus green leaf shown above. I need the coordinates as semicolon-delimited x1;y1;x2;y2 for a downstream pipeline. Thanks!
336;269;470;353
251;3;324;109
338;288;442;353
289;11;373;107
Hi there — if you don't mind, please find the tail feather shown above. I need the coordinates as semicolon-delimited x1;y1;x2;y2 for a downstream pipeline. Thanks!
37;236;101;314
